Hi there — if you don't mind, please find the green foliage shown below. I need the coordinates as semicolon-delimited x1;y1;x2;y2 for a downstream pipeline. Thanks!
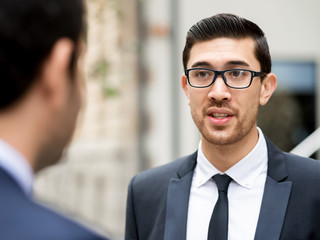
91;59;119;98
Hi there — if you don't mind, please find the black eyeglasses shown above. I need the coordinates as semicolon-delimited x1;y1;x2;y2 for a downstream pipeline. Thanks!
185;68;267;89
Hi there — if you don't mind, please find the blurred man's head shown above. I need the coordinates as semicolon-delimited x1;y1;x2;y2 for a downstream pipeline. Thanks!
0;0;85;109
0;0;86;172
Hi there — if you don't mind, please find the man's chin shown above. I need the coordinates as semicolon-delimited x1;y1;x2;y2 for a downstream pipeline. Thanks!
202;129;239;146
207;137;236;146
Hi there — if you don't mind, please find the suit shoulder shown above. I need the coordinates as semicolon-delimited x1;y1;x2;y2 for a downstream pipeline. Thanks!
130;152;196;186
284;152;320;169
266;138;320;179
31;202;107;239
0;194;107;240
284;152;320;179
0;170;108;239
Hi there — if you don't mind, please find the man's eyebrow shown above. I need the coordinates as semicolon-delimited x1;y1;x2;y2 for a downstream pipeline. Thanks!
190;60;250;69
226;60;250;67
191;61;212;68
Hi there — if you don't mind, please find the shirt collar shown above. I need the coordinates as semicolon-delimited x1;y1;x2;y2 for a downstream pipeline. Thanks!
195;127;268;189
0;139;34;195
194;143;220;188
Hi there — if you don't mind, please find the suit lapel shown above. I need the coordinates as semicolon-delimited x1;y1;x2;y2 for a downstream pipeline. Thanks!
163;139;293;240
254;138;292;240
254;176;292;240
164;152;197;240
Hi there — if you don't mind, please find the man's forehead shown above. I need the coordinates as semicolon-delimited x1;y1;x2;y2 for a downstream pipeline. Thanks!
187;37;259;69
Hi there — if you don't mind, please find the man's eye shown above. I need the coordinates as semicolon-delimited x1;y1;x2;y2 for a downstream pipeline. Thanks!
230;70;242;77
198;71;208;77
196;70;211;78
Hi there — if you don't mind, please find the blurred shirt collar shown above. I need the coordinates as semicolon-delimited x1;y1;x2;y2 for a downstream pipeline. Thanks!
0;139;34;196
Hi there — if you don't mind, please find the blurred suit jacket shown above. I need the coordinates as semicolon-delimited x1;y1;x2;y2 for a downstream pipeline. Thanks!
0;166;108;240
125;138;320;240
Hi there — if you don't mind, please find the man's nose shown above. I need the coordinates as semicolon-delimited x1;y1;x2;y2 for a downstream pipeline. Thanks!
207;76;232;101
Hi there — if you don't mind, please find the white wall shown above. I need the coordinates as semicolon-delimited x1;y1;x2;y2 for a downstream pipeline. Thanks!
178;0;320;57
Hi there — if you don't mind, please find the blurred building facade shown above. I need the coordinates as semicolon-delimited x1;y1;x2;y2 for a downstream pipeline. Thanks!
35;0;139;238
34;0;320;239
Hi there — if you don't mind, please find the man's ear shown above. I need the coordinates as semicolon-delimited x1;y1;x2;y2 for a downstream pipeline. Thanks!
181;74;190;105
39;38;74;109
260;73;277;106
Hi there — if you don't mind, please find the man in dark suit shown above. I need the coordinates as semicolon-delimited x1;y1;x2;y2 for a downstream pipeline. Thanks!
0;0;108;239
125;13;320;240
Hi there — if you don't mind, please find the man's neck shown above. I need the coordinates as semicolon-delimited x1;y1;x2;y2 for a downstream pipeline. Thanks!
0;101;42;172
201;127;259;172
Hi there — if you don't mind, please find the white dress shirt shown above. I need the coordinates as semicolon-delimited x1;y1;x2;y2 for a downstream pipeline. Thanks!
186;127;268;240
0;139;33;195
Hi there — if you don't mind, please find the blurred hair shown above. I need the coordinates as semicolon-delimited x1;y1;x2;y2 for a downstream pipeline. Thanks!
0;0;85;109
182;13;271;73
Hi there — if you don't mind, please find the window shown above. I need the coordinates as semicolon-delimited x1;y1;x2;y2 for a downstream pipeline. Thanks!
258;61;316;153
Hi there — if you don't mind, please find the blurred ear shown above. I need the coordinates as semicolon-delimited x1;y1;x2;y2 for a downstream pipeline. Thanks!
39;38;74;109
259;73;277;106
181;74;190;105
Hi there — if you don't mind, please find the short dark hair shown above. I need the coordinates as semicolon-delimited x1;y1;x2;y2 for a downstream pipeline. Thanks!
182;13;271;73
0;0;85;109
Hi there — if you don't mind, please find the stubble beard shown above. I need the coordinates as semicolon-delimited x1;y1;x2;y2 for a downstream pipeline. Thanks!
191;102;259;146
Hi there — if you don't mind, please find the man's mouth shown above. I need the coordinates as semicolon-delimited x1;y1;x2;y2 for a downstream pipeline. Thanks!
211;113;230;119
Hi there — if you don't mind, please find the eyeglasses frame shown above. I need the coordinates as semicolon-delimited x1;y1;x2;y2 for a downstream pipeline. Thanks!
184;68;267;89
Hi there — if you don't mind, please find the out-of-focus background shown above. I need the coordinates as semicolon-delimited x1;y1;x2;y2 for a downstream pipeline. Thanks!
34;0;320;239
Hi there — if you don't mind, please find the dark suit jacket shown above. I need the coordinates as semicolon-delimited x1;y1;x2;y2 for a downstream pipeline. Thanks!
0;167;108;240
125;139;320;240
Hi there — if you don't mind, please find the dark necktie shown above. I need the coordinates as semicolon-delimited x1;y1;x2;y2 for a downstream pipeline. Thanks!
207;174;232;240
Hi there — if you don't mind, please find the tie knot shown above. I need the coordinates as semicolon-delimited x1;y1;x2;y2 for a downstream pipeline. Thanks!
212;174;232;193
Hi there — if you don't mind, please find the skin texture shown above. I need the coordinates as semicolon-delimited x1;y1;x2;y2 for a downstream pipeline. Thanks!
182;37;277;172
33;39;85;172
